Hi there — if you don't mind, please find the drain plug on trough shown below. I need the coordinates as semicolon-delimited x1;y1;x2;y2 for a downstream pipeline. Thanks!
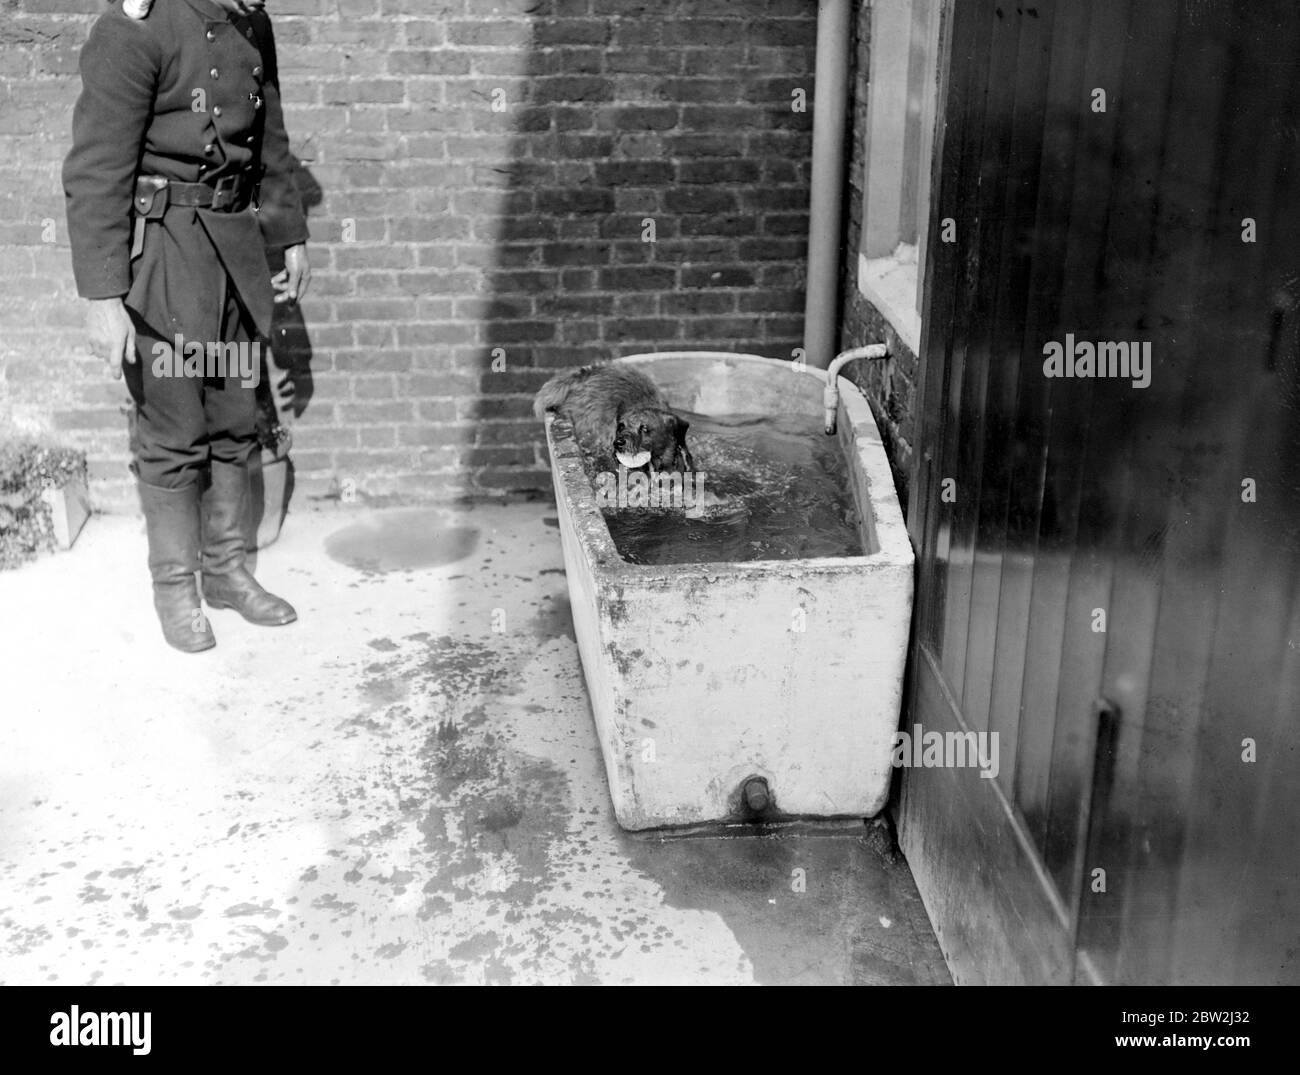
742;776;771;814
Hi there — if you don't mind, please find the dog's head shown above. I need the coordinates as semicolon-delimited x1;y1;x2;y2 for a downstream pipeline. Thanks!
613;405;691;472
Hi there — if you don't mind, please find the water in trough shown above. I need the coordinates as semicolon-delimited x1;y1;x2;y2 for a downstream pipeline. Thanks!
600;410;866;566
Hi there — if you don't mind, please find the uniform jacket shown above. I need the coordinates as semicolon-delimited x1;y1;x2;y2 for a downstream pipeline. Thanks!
62;0;308;343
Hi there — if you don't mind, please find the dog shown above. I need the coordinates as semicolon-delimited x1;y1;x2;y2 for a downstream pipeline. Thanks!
534;364;693;473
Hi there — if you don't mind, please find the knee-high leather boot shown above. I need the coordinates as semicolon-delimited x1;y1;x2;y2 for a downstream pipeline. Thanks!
137;480;217;653
200;458;296;626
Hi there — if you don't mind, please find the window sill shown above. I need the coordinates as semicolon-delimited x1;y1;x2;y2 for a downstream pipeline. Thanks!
857;249;922;355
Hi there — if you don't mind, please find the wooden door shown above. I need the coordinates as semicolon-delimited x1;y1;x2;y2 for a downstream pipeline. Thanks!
902;0;1300;985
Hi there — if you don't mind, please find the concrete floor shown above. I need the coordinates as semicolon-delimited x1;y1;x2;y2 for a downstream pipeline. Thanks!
0;500;949;985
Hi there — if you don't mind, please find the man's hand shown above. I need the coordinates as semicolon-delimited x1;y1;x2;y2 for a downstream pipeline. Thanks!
272;243;310;305
86;297;136;379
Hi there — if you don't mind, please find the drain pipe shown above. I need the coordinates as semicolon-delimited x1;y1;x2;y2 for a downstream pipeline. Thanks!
803;3;889;431
803;0;853;370
824;344;888;434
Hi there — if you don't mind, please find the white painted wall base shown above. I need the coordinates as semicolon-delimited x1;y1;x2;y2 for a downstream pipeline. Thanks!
40;474;91;550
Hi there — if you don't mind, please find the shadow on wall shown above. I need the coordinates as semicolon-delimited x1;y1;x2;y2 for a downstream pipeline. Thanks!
269;155;323;424
457;0;817;497
1;2;816;510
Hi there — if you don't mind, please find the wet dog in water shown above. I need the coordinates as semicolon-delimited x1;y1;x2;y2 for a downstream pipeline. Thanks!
534;364;693;473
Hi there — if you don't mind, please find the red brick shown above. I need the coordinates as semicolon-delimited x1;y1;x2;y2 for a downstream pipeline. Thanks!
663;133;746;157
608;19;663;47
387;51;471;76
485;270;560;294
552;107;593;132
447;20;534;48
529;346;607;368
480;369;553;394
353;323;396;347
540;242;610;268
351;375;398;399
530;77;616;104
401;21;451;47
314;21;401;47
681;265;756;288
481;321;557;344
605;319;680;340
534;19;611;46
682;49;749;76
748;19;818;47
332;246;413;272
466;397;535;420
415;400;459;421
664;188;738;214
359;427;398;448
664;21;750;47
678;159;761;184
738;237;807;260
336;401;415;424
474;469;552;492
762;213;811;235
332;351;414;374
610;293;659;317
460;446;537;466
738;291;805;314
606;49;679;75
663;292;738;316
395;322;475;346
334;450;416;472
557;218;603;240
398;425;465;448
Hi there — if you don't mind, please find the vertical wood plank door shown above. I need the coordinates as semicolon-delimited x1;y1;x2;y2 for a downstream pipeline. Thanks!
902;0;1300;985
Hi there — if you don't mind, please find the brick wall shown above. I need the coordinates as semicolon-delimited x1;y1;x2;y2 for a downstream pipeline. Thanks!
0;0;817;512
838;0;920;513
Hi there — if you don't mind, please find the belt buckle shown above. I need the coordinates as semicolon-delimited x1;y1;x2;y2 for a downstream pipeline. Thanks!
210;175;239;211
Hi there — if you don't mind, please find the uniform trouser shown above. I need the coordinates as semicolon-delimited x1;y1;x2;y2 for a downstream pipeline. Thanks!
124;277;260;490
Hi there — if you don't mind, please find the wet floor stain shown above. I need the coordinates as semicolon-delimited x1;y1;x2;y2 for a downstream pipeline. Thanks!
324;510;479;573
276;631;584;983
0;502;948;986
619;825;950;986
530;592;575;643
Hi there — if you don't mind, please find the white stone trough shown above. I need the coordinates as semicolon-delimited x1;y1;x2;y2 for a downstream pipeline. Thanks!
543;352;914;830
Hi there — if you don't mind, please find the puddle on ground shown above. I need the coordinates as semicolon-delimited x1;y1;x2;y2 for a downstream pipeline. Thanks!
618;827;950;985
324;510;479;572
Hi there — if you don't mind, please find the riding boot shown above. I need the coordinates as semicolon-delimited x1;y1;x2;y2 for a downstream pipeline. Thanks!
199;458;296;626
137;480;217;653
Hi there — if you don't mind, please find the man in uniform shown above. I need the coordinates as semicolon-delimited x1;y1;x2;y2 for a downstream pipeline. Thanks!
63;0;311;653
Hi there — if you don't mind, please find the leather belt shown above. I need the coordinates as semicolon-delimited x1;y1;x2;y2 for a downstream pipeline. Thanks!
134;174;251;217
167;176;248;211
